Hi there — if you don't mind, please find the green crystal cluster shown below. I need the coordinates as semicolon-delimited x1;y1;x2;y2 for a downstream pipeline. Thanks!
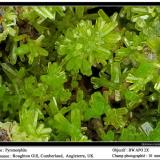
0;6;160;141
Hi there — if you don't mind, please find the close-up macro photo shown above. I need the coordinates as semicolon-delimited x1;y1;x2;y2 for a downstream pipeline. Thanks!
0;6;160;142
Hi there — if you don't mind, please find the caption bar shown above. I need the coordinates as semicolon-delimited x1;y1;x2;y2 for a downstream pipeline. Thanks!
0;146;160;159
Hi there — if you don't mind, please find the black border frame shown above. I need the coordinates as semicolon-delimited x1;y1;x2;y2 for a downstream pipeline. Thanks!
0;142;160;146
0;2;159;6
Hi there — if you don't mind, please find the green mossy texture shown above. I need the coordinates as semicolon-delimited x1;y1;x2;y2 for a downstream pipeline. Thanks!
0;6;160;141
